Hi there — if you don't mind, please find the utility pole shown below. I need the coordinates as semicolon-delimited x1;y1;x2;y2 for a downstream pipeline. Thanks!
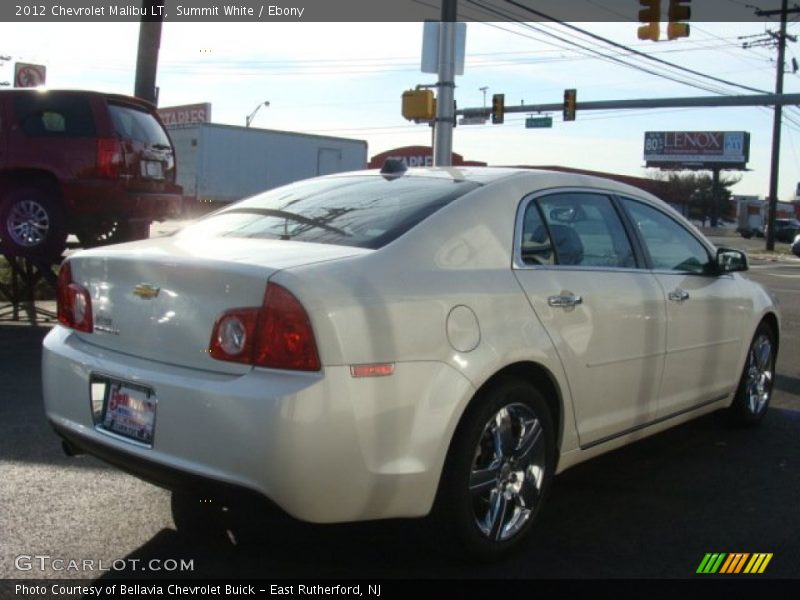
134;0;164;105
433;0;457;167
759;0;794;251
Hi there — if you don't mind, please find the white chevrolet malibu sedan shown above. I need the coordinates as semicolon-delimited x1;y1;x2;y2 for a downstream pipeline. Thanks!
43;166;779;559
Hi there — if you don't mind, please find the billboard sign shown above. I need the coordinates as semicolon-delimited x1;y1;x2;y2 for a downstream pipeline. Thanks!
644;131;749;169
157;103;212;129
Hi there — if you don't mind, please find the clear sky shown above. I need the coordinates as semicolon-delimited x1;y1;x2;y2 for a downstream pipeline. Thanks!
2;18;800;199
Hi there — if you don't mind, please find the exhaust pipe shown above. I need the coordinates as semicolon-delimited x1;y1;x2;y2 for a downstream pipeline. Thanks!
61;440;85;457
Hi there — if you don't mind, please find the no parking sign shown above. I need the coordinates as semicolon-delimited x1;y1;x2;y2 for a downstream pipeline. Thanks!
14;62;46;88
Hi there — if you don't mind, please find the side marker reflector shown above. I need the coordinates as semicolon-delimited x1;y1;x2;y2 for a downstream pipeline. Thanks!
350;363;395;378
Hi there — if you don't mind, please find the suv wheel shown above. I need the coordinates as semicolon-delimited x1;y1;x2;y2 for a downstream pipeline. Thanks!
77;220;151;248
0;185;67;260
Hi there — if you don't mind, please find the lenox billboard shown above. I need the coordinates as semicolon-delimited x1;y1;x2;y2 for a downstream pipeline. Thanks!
644;131;750;169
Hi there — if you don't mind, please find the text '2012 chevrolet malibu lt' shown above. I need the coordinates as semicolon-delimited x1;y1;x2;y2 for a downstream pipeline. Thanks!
43;165;779;559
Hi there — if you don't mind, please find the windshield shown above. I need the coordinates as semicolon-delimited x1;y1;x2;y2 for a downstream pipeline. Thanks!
178;175;480;249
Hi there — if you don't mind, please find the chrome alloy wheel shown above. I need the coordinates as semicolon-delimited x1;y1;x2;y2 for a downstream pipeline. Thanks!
469;402;546;541
745;333;774;415
7;199;50;247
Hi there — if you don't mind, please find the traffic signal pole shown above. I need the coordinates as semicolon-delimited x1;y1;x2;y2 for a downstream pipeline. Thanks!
433;0;457;167
457;92;800;119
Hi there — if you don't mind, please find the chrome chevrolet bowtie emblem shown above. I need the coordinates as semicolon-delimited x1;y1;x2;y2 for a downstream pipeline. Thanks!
133;283;160;300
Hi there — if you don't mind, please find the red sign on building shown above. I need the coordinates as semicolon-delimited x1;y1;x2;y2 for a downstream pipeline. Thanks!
369;146;486;169
157;103;212;129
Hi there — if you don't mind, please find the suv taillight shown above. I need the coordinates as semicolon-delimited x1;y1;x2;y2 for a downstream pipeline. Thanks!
209;282;320;371
97;138;123;178
57;261;93;333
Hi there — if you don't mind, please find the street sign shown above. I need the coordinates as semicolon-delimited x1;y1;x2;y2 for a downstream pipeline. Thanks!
526;116;553;129
459;116;488;126
421;22;467;75
14;62;46;87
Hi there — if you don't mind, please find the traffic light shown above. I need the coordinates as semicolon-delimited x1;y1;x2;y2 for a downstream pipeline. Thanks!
402;89;435;121
637;0;660;41
563;89;576;122
491;93;505;124
667;0;691;40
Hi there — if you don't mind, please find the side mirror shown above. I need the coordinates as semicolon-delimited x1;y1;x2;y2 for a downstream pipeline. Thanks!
716;247;748;273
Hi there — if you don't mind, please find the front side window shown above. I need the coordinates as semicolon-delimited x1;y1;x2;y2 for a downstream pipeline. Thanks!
178;175;480;249
520;192;635;268
621;198;711;274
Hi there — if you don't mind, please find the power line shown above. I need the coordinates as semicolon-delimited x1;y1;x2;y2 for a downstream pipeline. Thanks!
495;0;771;95
461;4;738;96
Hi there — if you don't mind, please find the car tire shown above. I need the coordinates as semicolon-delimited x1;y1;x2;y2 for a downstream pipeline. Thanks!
77;220;151;248
727;322;777;426
435;377;555;561
0;184;67;260
170;492;230;543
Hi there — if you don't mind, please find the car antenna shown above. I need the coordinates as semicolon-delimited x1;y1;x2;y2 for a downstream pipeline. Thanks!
380;158;407;180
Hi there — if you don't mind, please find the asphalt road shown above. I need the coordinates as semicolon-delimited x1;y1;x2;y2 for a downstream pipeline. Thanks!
0;259;798;581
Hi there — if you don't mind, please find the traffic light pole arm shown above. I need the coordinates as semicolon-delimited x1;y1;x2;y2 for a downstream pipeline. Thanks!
457;93;800;118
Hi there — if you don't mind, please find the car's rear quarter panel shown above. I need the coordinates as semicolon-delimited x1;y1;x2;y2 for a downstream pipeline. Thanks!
276;174;589;489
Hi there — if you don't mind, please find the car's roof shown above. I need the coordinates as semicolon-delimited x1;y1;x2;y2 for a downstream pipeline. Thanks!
327;166;661;198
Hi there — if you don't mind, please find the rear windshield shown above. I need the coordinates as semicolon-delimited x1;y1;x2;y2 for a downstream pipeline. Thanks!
178;175;480;249
108;103;171;146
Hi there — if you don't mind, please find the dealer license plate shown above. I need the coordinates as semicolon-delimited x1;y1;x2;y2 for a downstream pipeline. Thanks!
99;380;157;445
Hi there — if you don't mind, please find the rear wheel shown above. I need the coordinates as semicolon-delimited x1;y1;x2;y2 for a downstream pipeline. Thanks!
0;185;66;260
436;378;555;560
727;322;776;425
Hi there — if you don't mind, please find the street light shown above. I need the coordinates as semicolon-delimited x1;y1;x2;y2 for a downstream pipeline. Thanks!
246;100;270;128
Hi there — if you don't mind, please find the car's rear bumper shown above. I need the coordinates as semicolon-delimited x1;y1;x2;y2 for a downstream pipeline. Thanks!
42;326;474;523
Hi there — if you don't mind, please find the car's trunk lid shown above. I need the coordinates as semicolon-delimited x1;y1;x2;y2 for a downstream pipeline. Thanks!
68;237;369;374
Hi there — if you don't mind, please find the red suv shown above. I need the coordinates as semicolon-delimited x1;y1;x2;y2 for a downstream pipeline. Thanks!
0;89;182;259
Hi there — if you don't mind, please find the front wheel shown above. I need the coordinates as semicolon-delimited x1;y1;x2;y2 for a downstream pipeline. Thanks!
436;378;555;560
727;322;777;425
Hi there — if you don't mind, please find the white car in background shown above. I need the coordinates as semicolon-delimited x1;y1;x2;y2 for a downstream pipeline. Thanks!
43;165;779;559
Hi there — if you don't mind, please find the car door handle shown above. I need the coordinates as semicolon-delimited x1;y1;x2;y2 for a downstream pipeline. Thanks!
668;289;690;302
548;293;583;308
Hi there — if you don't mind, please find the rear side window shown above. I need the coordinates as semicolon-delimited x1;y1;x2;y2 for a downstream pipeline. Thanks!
13;93;95;137
178;176;481;249
521;193;635;268
108;103;171;146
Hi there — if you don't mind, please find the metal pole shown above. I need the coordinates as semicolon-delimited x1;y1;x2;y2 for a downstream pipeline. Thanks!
134;0;163;105
710;167;721;228
766;0;788;251
433;0;457;167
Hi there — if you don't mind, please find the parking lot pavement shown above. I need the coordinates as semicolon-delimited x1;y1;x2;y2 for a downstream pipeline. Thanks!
1;261;799;579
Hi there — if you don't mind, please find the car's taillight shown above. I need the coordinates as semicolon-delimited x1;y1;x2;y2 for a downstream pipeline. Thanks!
209;308;259;364
209;283;321;372
97;138;123;178
57;261;93;333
